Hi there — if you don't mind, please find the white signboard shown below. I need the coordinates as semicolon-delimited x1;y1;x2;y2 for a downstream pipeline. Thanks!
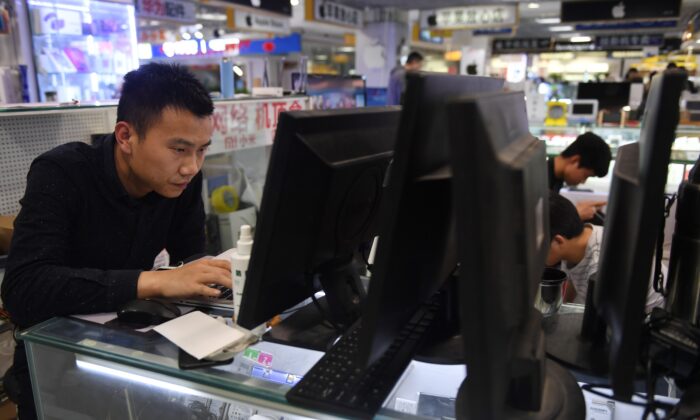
313;1;363;27
208;97;309;155
234;12;290;34
422;5;517;30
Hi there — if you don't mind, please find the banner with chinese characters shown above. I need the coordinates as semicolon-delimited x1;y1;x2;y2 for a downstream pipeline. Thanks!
595;34;664;50
135;0;196;23
420;5;517;30
208;97;310;155
492;38;552;54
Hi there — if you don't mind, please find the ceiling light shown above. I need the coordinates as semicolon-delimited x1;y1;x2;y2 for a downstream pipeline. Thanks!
535;17;561;24
528;2;540;8
549;25;574;32
194;31;204;39
290;0;299;5
181;32;191;40
570;36;592;43
233;66;244;77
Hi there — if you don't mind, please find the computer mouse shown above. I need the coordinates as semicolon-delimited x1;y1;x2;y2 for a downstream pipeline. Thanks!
116;299;181;327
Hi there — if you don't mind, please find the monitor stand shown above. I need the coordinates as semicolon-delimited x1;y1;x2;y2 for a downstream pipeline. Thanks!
500;360;586;420
542;278;609;375
414;274;464;364
263;259;365;352
262;295;341;352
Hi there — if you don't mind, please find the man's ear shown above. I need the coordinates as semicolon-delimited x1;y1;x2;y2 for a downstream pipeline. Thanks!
114;122;134;155
552;234;567;246
569;154;581;168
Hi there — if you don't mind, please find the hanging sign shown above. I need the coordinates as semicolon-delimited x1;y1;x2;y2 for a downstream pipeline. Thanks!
492;38;552;54
233;11;290;34
306;0;363;27
421;5;517;30
561;0;681;23
135;0;196;23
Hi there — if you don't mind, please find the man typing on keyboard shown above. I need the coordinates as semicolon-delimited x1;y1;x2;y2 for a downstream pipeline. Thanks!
2;63;231;420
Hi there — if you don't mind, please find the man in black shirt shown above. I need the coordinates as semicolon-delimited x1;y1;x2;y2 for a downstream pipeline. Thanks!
547;132;612;221
2;63;231;419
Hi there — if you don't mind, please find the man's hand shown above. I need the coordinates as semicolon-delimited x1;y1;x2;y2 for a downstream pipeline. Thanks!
576;201;607;221
137;259;232;299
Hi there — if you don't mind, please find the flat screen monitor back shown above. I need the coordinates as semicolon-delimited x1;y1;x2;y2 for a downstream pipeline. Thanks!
357;73;504;367
594;71;686;400
450;90;557;419
236;107;400;332
576;82;631;110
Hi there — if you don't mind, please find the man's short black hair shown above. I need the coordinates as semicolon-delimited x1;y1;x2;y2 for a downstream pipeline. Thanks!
117;63;214;138
549;192;583;241
560;132;612;177
407;52;423;64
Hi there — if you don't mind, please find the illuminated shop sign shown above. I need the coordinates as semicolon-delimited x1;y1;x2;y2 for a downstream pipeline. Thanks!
561;0;680;23
492;38;552;54
307;0;363;27
220;0;291;17
146;33;301;58
421;5;517;30
595;34;664;49
136;0;196;23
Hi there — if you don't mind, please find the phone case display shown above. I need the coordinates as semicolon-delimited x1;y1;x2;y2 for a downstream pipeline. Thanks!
27;0;137;102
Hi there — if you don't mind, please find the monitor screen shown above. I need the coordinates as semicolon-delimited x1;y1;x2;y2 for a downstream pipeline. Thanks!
577;82;631;110
357;73;505;367
292;73;366;109
236;107;400;348
571;103;595;115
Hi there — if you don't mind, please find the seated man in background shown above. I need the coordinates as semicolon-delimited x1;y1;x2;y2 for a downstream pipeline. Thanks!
548;132;612;221
546;192;664;310
2;63;232;419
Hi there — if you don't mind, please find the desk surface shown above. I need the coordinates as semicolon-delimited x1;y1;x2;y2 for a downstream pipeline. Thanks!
20;305;587;419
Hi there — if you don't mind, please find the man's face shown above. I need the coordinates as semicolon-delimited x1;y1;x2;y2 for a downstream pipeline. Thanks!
406;60;423;72
563;158;595;187
126;107;213;198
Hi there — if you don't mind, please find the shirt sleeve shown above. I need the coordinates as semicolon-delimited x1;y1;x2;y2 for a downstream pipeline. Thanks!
1;159;140;329
166;171;206;263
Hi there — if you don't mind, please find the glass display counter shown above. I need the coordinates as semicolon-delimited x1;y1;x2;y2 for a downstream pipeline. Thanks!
19;304;676;419
20;315;466;419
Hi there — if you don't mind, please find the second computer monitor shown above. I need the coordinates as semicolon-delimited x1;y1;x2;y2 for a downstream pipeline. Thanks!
236;107;400;336
357;73;504;366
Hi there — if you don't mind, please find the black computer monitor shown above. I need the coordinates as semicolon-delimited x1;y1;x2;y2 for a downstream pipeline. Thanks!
594;70;687;399
292;73;366;109
357;72;504;367
544;71;687;400
236;107;400;350
577;82;631;111
449;91;584;419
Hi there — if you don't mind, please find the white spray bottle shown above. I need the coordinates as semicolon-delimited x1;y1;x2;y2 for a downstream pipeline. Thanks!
231;225;253;323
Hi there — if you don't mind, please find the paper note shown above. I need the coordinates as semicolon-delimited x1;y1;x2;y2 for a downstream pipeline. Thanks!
154;311;246;360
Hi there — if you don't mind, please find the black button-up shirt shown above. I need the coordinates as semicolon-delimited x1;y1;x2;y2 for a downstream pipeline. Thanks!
2;134;205;328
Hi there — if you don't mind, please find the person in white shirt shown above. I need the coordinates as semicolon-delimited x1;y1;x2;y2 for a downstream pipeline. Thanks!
546;192;665;312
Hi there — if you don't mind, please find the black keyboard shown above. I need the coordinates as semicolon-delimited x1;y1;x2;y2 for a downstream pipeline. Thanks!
215;285;233;300
286;301;439;419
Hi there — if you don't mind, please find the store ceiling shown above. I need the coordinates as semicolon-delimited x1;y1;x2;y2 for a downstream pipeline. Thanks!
336;0;700;38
